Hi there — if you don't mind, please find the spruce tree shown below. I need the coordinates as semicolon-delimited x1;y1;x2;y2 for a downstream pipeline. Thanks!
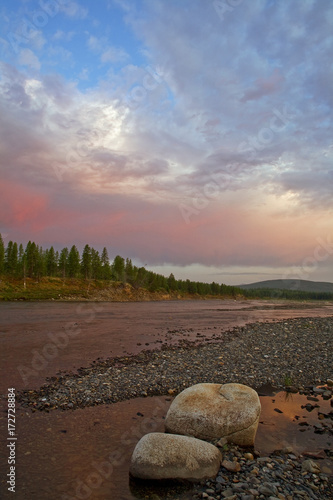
125;258;135;284
68;245;80;278
17;244;24;277
112;255;125;282
81;244;92;279
59;247;69;278
0;234;4;275
101;247;111;280
91;248;102;279
47;246;57;276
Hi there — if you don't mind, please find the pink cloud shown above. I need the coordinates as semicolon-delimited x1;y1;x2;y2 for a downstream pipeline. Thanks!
241;69;285;102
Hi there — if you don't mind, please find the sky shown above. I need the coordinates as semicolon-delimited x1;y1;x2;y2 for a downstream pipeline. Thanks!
0;0;332;286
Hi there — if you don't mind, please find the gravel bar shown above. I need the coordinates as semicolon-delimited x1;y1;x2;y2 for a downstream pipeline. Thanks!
14;315;333;499
16;316;332;411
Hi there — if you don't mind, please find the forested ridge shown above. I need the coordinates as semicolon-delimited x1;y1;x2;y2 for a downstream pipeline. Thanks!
1;234;332;301
0;234;237;296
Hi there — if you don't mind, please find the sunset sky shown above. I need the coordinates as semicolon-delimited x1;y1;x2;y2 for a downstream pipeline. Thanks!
0;0;332;285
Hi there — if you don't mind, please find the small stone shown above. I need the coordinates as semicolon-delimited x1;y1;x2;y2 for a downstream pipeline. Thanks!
303;450;326;459
281;446;293;454
222;459;241;472
250;467;259;475
221;489;234;498
327;379;333;386
259;482;277;496
217;437;228;447
244;452;254;460
301;459;321;474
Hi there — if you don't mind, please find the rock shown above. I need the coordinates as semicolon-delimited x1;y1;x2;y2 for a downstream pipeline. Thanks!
244;452;254;460
222;459;241;472
303;450;327;459
221;489;235;498
327;379;333;386
129;432;222;481
165;383;261;445
258;482;278;496
301;459;321;474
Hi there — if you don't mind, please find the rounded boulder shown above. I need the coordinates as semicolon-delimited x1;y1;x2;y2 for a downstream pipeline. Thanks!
129;432;222;481
165;383;261;445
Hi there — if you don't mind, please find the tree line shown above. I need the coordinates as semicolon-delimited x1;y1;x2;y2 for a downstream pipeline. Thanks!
0;234;240;295
242;287;333;301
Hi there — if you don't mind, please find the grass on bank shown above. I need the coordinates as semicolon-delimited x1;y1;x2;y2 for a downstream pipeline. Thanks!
0;277;241;302
1;277;333;302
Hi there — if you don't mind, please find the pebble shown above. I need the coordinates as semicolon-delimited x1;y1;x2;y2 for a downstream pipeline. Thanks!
196;444;332;500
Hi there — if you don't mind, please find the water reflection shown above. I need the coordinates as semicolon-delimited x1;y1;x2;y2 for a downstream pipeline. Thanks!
0;390;331;500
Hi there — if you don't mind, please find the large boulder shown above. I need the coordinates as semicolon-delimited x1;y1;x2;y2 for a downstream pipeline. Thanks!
129;432;222;481
165;383;261;446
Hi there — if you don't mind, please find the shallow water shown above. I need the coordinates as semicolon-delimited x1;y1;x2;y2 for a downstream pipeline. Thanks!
0;299;332;499
0;391;331;500
1;299;333;392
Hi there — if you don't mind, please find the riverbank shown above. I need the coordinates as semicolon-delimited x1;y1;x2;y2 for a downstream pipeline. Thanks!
0;276;240;302
17;316;333;410
14;315;333;499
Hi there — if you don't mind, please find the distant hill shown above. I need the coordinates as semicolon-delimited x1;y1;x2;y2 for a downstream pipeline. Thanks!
238;279;333;293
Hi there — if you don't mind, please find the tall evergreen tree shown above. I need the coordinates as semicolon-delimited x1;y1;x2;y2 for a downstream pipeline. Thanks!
5;240;13;274
125;258;135;284
68;245;80;278
25;241;39;278
59;247;69;278
91;248;102;279
0;234;5;275
81;244;92;279
46;246;57;276
35;246;45;280
112;255;125;282
101;247;111;279
5;241;18;275
167;273;177;291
